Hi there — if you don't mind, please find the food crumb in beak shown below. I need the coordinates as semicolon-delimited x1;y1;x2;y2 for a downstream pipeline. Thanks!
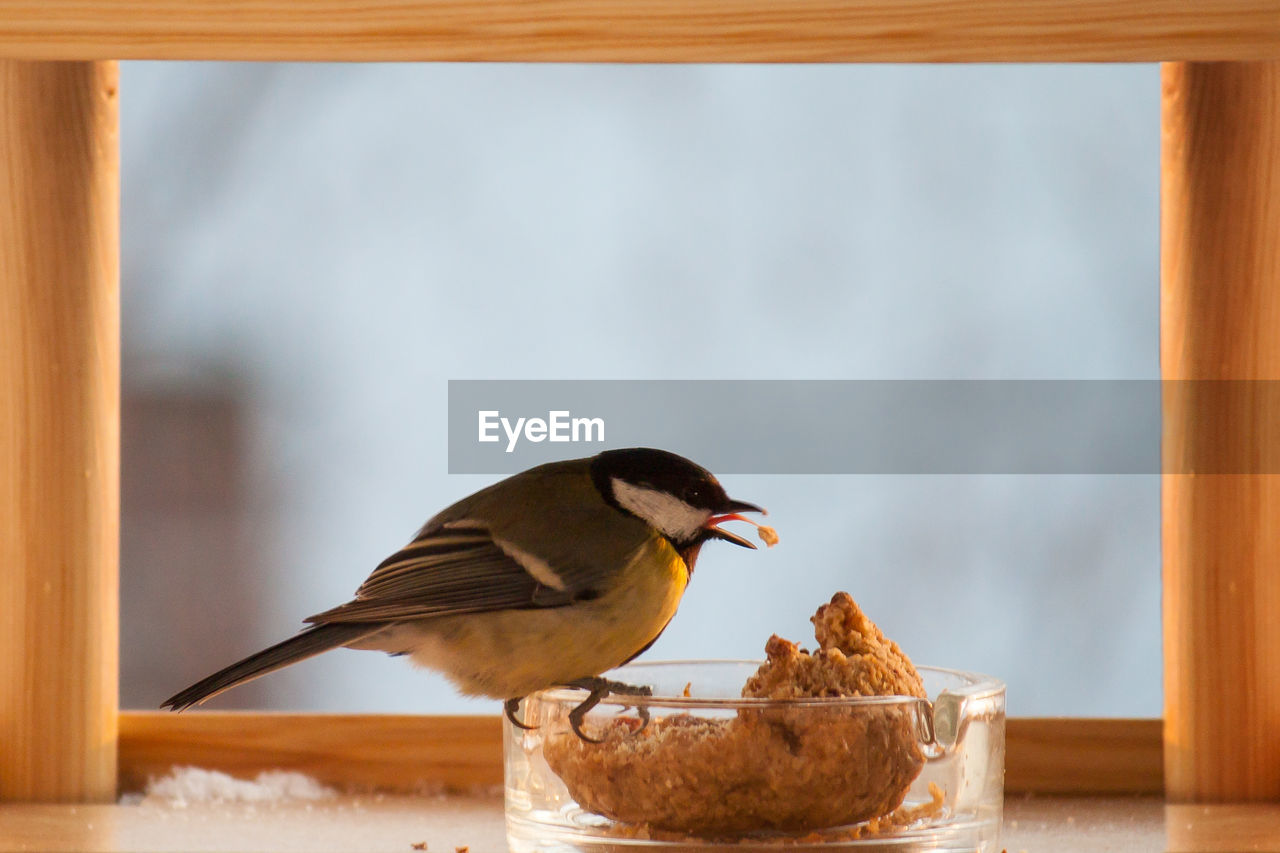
757;525;779;547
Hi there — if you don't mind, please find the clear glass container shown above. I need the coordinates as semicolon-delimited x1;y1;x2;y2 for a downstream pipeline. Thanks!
505;661;1005;852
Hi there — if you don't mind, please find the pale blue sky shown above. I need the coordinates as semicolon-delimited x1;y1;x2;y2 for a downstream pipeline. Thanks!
121;62;1160;715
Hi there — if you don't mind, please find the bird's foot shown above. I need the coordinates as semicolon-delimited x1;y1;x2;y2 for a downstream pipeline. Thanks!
560;677;654;743
504;696;537;731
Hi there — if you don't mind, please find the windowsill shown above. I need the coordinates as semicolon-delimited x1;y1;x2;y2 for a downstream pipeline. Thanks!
3;794;1279;852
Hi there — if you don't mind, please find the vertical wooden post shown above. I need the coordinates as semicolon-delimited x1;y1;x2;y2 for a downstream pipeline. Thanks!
1162;62;1280;800
0;61;120;802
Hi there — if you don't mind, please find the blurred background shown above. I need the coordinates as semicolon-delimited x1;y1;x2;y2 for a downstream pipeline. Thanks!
119;62;1159;716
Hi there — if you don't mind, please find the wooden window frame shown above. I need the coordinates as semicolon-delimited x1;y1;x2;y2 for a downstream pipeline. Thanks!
4;0;1279;803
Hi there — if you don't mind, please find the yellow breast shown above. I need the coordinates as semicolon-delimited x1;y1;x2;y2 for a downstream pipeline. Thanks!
405;534;691;699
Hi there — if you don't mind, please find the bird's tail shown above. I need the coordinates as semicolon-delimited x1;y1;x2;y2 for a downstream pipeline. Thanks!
161;622;381;711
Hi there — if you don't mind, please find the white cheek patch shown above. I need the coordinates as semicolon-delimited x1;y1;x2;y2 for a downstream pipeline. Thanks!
611;479;709;542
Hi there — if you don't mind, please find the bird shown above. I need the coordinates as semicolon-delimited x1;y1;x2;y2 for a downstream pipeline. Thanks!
162;447;768;740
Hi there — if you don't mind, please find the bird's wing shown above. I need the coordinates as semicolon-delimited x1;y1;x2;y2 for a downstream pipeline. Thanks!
309;461;660;625
304;522;583;624
428;461;659;593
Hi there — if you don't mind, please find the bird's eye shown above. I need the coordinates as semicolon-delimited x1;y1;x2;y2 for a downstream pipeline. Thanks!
683;486;702;503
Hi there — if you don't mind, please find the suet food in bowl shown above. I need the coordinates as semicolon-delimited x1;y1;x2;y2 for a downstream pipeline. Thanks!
504;593;1006;851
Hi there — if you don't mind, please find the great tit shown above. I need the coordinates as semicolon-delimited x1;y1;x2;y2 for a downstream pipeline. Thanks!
163;447;767;738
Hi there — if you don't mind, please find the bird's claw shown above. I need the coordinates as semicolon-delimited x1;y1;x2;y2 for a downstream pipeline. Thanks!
562;677;653;742
623;702;652;734
504;696;536;730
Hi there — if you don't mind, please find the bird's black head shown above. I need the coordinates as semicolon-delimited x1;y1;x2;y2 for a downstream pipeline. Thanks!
589;448;765;549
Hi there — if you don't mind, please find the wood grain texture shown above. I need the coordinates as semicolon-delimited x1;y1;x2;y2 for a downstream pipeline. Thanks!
17;795;1262;853
1166;802;1280;852
2;797;1271;853
0;0;1279;62
1005;718;1163;795
119;713;1159;794
118;713;504;794
0;61;119;803
0;795;508;853
1161;62;1280;800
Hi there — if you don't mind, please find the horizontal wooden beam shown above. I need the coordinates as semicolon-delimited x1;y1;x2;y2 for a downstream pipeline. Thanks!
1005;717;1163;795
119;713;1162;795
118;713;503;794
0;0;1279;63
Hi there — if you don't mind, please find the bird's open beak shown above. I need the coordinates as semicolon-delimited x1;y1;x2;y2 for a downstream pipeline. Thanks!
704;499;767;549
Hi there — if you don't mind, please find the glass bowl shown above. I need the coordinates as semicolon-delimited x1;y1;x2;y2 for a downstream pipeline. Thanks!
505;661;1005;852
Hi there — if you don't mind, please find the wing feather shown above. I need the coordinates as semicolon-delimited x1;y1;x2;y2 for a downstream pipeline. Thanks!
305;521;578;624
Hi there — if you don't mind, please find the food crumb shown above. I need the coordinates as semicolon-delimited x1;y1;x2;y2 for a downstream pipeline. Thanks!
682;682;692;697
757;524;779;547
410;843;426;851
455;847;469;853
